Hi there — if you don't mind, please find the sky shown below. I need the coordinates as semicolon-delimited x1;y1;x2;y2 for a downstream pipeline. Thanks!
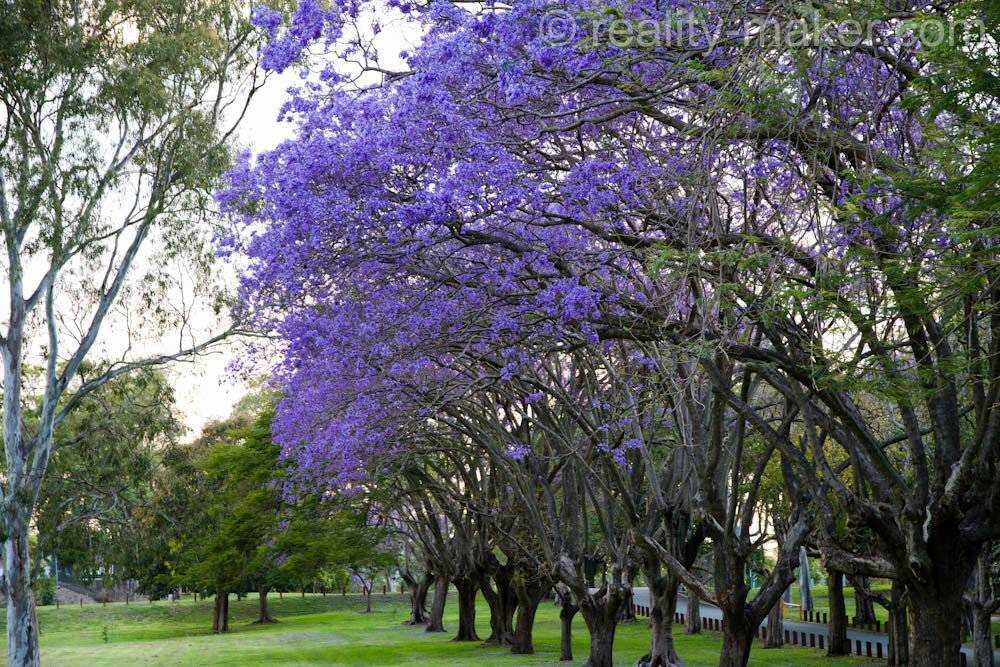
165;70;297;437
166;14;419;437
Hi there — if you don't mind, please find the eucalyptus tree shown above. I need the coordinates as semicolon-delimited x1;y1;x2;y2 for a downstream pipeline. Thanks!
32;367;180;584
0;1;265;662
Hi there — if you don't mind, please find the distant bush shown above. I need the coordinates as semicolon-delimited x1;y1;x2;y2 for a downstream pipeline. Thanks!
33;576;56;606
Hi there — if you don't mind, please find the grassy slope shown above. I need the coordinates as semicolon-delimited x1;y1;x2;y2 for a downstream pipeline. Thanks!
4;593;881;666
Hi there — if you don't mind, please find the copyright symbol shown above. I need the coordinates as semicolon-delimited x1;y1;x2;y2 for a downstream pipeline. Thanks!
540;10;577;46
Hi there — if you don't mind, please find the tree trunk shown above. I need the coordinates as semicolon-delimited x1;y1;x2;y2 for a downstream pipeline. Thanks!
406;572;432;625
213;591;229;633
579;597;617;667
452;578;480;641
684;593;700;634
826;570;848;655
511;595;540;654
849;574;877;625
718;628;753;667
971;549;996;667
620;582;636;622
425;575;449;632
481;571;517;646
648;572;684;666
972;606;994;667
510;578;546;655
558;594;578;661
764;599;783;648
4;509;40;667
256;586;276;623
907;588;964;666
887;580;908;666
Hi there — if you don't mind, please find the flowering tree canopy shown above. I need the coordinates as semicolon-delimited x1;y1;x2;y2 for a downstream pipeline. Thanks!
222;0;998;663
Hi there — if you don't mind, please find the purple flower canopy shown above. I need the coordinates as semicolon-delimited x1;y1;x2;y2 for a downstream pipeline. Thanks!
222;0;947;490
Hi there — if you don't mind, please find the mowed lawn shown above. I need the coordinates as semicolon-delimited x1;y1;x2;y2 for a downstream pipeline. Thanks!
780;583;892;622
7;593;880;666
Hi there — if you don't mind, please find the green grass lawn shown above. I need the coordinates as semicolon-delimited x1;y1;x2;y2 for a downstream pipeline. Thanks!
782;583;893;623
1;593;883;666
785;583;1000;636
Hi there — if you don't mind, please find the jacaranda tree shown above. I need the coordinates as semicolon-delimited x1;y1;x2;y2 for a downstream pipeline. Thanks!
224;0;999;664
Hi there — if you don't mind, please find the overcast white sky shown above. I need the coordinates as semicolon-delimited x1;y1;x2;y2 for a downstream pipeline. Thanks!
167;16;418;437
165;71;296;437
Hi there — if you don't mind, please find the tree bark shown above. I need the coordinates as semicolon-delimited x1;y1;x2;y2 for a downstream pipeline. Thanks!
887;580;908;667
510;577;546;655
213;594;221;633
4;508;40;667
580;596;620;667
648;571;684;667
764;599;783;648
718;630;753;667
849;574;877;625
581;612;616;667
558;592;578;661
907;587;965;666
452;578;480;641
579;585;626;667
425;575;449;632
213;591;229;633
826;570;849;655
481;570;517;646
972;606;994;667
684;592;700;634
256;586;276;623
405;572;432;625
971;549;996;667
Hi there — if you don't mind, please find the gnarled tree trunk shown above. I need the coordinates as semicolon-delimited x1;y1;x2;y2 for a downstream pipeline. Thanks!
972;606;994;667
579;585;626;667
849;574;877;625
764;599;783;648
406;572;432;625
971;551;997;667
826;570;848;655
425;575;449;633
684;593;701;635
645;565;684;666
481;571;517;646
887;580;908;666
556;586;578;662
907;587;965;666
719;629;753;667
452;577;480;641
510;577;547;655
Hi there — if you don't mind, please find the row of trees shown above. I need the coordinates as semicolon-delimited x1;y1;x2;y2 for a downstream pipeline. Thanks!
222;1;1000;667
133;397;396;632
26;376;395;634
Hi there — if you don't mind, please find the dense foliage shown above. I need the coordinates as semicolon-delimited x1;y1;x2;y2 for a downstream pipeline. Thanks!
222;0;999;665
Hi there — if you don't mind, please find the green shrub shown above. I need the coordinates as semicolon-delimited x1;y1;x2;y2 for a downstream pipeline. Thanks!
33;575;57;606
